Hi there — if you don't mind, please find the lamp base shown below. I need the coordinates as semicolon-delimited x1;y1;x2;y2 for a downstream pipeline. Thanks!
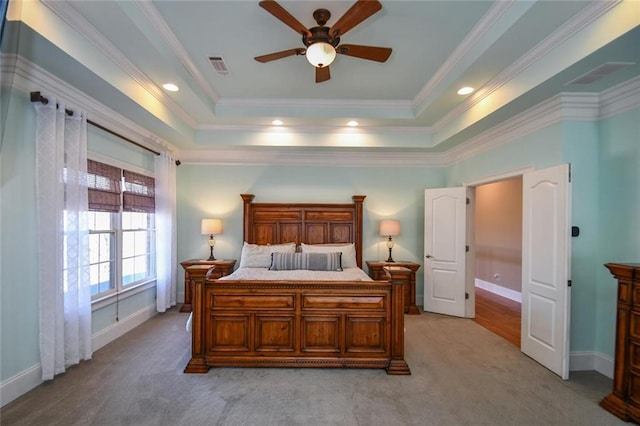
386;247;395;262
207;246;216;261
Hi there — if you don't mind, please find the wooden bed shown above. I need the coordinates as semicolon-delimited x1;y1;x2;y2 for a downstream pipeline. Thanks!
184;194;411;375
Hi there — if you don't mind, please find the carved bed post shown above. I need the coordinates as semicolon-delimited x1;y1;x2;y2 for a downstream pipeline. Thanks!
183;266;212;373
352;195;366;268
241;194;255;243
385;266;412;375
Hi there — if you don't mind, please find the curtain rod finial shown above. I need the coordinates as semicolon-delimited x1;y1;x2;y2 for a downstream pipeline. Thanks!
30;91;48;104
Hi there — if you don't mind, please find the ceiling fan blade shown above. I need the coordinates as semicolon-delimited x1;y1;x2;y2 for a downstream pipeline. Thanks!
316;66;331;83
329;0;382;38
259;0;312;38
337;44;392;62
255;48;305;63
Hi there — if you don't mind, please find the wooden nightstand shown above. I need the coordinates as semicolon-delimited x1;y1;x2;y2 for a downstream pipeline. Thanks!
366;260;421;314
180;259;236;312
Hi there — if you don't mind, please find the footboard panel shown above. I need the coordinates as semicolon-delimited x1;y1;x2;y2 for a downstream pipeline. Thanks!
185;268;411;374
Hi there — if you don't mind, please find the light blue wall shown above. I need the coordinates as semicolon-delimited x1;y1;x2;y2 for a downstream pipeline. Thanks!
444;113;640;358
446;124;564;186
176;164;446;299
2;83;639;394
1;89;40;379
0;89;157;384
596;106;640;356
562;120;600;353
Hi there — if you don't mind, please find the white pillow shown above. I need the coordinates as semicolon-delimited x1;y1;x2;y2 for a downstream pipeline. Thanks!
300;243;357;268
239;242;296;268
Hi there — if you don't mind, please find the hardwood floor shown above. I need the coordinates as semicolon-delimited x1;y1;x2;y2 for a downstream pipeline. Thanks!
474;287;521;347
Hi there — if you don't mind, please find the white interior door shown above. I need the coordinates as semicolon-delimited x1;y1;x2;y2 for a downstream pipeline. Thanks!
521;164;571;379
424;187;472;318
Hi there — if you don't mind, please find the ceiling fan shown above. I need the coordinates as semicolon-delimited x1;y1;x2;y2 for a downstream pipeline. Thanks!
254;0;392;83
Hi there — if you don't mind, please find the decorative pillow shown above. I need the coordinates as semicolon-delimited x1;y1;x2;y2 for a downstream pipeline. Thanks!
300;243;357;268
239;242;296;268
269;252;343;271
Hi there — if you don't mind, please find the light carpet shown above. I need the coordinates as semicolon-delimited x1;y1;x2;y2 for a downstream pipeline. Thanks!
1;309;625;425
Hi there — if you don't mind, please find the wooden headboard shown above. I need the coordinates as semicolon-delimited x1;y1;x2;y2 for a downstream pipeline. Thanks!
240;194;366;268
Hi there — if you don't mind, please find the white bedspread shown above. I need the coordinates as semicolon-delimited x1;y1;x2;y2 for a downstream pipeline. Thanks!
185;267;372;332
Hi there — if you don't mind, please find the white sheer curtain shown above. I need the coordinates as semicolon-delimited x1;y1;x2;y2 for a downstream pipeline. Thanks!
155;152;177;312
35;97;92;381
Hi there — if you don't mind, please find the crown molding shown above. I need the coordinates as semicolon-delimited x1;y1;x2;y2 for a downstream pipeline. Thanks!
4;54;637;168
444;95;565;165
434;0;623;133
196;123;432;136
413;0;517;111
134;0;220;104
215;97;412;109
445;77;638;165
212;97;415;120
175;148;447;168
2;53;176;155
599;75;640;119
41;0;198;129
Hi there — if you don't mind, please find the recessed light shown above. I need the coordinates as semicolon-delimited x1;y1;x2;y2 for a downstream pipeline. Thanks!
457;86;474;95
162;83;179;92
347;120;359;127
272;119;283;126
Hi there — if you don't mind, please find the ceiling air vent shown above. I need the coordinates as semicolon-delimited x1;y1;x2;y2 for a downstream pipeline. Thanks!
566;62;634;86
209;56;230;75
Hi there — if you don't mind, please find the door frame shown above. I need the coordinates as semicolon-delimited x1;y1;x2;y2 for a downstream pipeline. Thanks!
429;165;570;379
463;166;534;314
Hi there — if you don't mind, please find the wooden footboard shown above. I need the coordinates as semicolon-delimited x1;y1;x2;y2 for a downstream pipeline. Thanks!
185;266;411;375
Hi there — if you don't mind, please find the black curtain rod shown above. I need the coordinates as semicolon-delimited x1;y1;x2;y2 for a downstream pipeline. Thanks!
30;91;162;157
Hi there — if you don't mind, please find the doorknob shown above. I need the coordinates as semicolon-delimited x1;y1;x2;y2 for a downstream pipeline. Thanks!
425;255;433;259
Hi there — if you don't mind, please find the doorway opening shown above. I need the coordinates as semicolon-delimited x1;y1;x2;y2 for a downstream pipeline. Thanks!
472;176;522;348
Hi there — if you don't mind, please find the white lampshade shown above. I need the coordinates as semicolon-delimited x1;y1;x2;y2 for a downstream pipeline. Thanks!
201;218;222;235
306;42;336;68
379;219;400;237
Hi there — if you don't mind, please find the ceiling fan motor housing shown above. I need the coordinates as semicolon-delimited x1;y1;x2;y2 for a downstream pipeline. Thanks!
302;9;340;48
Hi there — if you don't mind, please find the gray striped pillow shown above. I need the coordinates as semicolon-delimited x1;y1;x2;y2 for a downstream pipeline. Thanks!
269;252;342;271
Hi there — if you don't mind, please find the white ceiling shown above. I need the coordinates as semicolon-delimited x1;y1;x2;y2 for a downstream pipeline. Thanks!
6;0;640;155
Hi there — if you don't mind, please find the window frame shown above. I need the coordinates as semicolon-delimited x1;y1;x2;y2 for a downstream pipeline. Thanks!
85;157;157;307
120;211;156;288
87;211;117;299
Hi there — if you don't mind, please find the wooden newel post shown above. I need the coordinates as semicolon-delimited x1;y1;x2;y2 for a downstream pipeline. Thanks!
384;266;411;375
184;265;214;373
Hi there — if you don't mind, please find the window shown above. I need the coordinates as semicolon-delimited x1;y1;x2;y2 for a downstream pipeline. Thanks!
88;211;115;296
84;160;156;300
122;211;155;286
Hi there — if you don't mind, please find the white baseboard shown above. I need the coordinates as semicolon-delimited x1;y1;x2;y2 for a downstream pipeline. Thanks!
1;304;157;408
569;351;614;379
0;364;42;408
92;304;157;351
454;281;615;379
475;278;522;303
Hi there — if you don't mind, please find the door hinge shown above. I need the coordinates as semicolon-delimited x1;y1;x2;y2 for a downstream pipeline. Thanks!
568;280;572;287
465;292;469;300
466;197;470;205
465;245;469;252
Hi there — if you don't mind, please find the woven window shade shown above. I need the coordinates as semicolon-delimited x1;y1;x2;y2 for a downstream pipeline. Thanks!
87;159;122;212
123;170;155;213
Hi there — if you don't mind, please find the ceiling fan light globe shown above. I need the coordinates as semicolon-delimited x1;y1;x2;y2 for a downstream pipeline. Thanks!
306;42;336;68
